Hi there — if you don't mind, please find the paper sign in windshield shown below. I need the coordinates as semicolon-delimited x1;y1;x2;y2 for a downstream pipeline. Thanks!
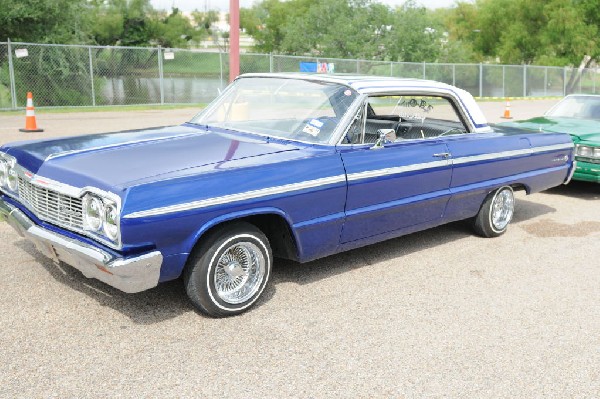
302;119;324;136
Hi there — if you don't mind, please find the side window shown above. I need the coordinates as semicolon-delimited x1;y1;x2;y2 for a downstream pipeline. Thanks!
364;95;469;142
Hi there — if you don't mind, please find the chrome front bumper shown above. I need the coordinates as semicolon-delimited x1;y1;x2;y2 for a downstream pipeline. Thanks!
0;198;162;293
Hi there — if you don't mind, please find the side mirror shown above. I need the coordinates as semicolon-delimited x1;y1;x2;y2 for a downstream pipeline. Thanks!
371;129;397;149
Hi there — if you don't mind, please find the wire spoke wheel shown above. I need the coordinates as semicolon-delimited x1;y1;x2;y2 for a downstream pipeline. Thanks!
490;188;514;231
184;223;272;317
473;186;515;238
214;241;266;305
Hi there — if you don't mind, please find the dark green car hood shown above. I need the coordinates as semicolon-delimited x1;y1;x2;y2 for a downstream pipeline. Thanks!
498;116;600;145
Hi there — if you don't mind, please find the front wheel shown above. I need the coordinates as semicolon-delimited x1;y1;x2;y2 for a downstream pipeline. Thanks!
184;222;272;317
473;186;515;238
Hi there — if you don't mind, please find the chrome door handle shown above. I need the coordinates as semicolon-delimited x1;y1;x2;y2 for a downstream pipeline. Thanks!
433;152;451;158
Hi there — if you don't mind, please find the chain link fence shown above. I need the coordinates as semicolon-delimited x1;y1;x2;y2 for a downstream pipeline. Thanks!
2;40;600;110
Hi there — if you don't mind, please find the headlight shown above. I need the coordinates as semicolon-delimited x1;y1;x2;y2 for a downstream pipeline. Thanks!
103;203;119;240
82;193;121;244
577;145;593;157
576;145;600;159
0;159;8;187
0;153;18;194
82;194;104;232
7;168;18;191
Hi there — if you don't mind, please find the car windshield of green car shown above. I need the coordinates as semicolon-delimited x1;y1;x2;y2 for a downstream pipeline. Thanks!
546;95;600;120
190;77;359;144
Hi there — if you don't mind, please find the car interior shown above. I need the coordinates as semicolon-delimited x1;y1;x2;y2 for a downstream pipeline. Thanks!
345;95;469;144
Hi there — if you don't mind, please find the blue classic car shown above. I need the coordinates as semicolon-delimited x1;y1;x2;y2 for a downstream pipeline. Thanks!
0;74;575;317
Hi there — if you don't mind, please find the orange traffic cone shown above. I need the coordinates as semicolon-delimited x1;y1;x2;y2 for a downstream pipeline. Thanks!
19;92;44;133
501;98;512;119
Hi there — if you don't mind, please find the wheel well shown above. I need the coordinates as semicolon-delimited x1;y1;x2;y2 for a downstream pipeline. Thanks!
197;214;299;262
510;183;529;194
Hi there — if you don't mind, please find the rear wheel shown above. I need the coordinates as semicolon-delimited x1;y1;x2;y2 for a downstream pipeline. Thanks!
184;222;272;317
473;186;515;238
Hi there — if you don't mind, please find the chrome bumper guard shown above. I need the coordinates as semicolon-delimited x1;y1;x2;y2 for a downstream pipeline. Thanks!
564;160;577;185
0;198;162;293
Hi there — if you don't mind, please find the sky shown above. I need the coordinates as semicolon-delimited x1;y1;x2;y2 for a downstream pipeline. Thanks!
150;0;460;12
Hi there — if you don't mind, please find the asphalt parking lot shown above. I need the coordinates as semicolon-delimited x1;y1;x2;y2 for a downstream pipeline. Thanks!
0;101;599;398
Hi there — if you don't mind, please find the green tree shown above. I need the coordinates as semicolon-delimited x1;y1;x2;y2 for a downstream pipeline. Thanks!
445;0;597;66
152;8;199;48
384;1;446;62
89;0;157;46
241;0;454;62
240;0;317;53
0;0;90;43
279;0;392;58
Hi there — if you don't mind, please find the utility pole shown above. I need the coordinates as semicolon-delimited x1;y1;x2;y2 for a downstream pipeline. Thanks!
229;0;240;82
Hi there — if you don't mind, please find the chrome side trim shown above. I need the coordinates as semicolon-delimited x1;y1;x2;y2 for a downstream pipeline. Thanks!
532;143;575;151
123;143;574;219
0;198;162;293
124;174;347;219
452;143;574;166
453;148;533;165
346;159;449;182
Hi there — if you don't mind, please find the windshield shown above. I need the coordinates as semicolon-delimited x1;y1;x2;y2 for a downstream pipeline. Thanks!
190;77;359;144
546;95;600;120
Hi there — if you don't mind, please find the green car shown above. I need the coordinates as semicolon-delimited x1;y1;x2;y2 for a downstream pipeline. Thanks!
499;94;600;183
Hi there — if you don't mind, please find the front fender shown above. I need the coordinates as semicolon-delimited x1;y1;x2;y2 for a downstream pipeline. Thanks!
188;206;300;255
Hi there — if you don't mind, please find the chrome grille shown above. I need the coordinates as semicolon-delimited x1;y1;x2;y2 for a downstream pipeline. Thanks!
18;177;83;229
575;156;600;165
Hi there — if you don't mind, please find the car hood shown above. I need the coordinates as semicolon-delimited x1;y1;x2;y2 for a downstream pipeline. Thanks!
2;124;302;191
498;116;600;144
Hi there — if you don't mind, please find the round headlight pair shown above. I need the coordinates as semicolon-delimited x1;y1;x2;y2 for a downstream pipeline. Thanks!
0;159;18;192
578;145;593;157
82;194;119;241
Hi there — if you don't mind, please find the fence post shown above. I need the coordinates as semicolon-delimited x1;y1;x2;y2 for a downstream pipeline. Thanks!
563;67;567;96
390;61;393;77
269;53;273;73
423;62;426;79
452;64;456;86
356;59;360;74
157;46;165;105
7;39;17;110
544;67;548;96
219;51;224;89
523;64;527;97
88;47;96;107
502;65;505;98
478;63;483;97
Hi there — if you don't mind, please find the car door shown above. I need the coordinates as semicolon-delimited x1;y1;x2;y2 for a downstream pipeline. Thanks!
442;133;533;221
337;95;454;244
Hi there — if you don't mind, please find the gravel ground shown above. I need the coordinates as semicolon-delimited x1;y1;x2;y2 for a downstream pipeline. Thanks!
1;100;599;398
